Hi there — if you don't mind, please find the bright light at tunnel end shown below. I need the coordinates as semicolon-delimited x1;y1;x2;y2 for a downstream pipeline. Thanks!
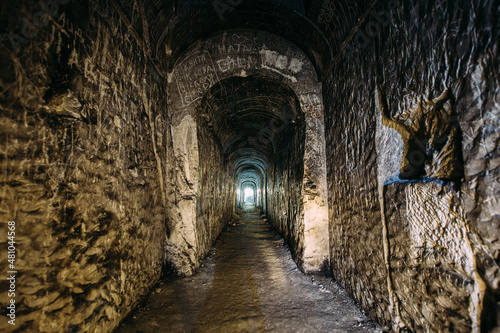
244;188;254;202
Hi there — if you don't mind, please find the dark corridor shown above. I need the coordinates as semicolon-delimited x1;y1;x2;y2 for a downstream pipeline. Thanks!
0;0;499;332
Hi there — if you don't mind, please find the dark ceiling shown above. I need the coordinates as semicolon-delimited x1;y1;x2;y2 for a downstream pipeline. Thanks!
142;0;371;77
199;75;302;177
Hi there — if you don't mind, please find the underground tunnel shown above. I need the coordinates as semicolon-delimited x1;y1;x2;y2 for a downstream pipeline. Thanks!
0;0;499;332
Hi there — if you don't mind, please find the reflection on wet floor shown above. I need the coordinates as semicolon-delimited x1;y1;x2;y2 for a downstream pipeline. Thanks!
116;209;381;333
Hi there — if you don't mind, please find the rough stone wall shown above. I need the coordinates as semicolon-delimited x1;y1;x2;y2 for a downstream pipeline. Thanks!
323;0;500;331
301;111;330;273
383;182;477;332
0;1;170;331
267;120;306;267
196;120;235;261
324;66;389;324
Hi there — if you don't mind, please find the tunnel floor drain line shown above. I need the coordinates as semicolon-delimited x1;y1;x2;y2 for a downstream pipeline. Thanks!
117;209;381;333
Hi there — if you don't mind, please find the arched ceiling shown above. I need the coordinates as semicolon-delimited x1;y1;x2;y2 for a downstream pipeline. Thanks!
136;0;366;190
142;0;371;78
199;75;302;176
162;1;331;74
238;170;261;188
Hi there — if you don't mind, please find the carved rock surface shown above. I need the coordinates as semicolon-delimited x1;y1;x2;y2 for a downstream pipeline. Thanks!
0;0;499;332
0;1;171;331
323;0;500;331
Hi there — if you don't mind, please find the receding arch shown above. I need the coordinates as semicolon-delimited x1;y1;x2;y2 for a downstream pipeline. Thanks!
166;30;329;274
199;75;302;161
156;1;333;76
199;75;305;220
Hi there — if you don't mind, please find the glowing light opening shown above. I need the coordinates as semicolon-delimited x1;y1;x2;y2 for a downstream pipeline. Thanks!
244;188;255;203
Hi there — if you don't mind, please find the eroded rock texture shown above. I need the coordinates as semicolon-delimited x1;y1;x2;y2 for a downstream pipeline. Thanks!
0;1;171;331
267;108;306;268
323;0;500;331
196;110;235;268
0;0;499;332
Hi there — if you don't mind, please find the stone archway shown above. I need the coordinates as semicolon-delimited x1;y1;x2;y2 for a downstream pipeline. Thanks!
166;30;329;275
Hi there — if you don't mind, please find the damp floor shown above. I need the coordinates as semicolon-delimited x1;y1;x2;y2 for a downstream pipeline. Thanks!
116;207;382;333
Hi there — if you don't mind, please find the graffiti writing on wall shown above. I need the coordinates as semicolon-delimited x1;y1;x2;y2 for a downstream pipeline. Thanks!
172;32;317;110
174;51;220;106
300;94;323;118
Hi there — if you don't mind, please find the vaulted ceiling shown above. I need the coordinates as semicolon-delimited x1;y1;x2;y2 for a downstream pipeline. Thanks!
199;75;302;179
131;0;372;184
138;0;372;77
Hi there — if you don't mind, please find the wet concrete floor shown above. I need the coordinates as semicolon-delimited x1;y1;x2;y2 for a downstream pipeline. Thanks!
116;207;381;333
